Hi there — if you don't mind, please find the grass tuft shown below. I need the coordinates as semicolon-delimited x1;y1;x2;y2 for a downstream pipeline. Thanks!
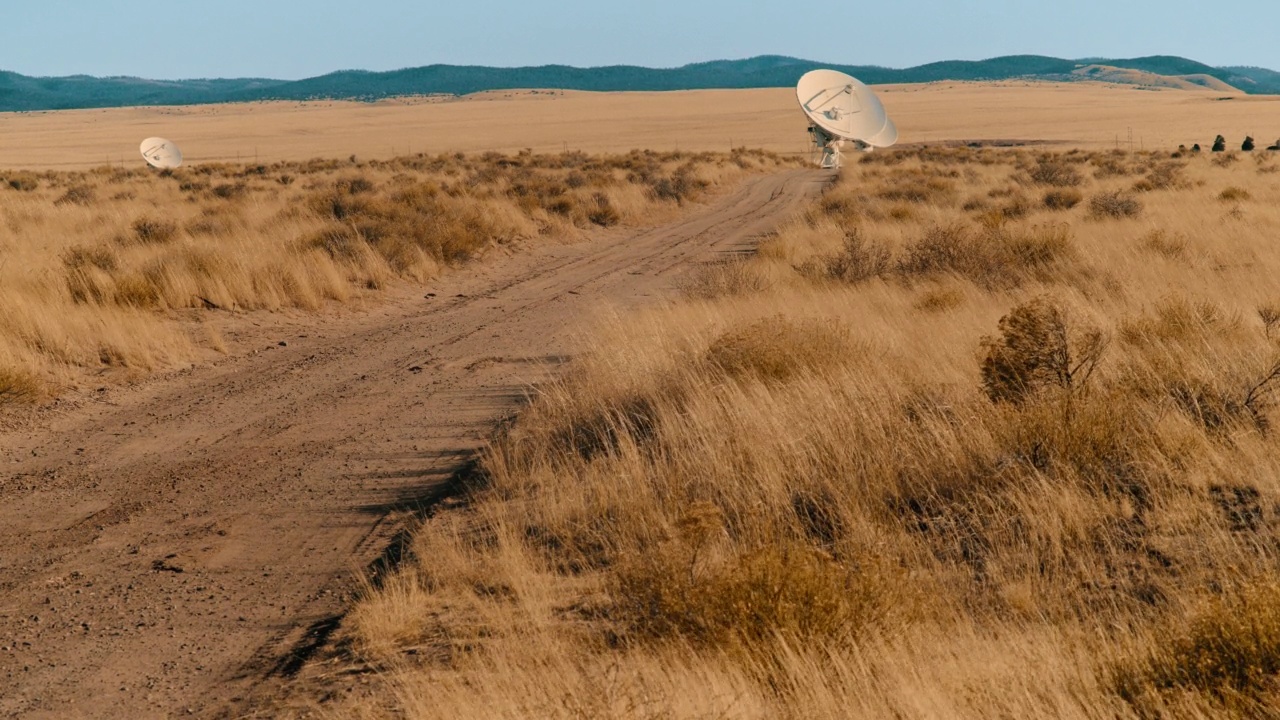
0;368;42;404
1218;186;1252;202
703;316;854;383
1043;188;1083;210
1088;190;1143;219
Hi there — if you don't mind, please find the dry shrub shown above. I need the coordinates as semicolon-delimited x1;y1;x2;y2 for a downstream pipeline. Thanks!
1043;188;1083;210
876;173;957;205
1119;581;1280;707
679;260;771;300
54;185;96;207
996;192;1033;220
798;228;891;284
1142;162;1186;191
1159;365;1280;434
809;191;877;227
129;216;179;245
0;368;41;404
703;316;853;383
62;244;118;273
113;274;163;309
62;244;119;304
1259;302;1280;339
185;206;243;237
1212;152;1240;168
648;171;708;205
980;296;1106;404
336;175;375;194
1140;229;1189;260
913;286;964;312
1088;191;1143;219
614;538;890;645
998;223;1075;269
1092;154;1132;178
1118;298;1280;433
1218;186;1252;202
308;177;380;220
898;223;974;278
4;172;40;191
307;177;530;269
887;204;915;221
211;182;249;200
1029;159;1084;187
177;179;210;194
898;222;1074;288
586;192;620;226
1118;297;1240;346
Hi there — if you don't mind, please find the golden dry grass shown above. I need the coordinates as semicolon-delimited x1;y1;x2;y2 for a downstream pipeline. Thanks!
0;149;791;403
1;82;1277;170
342;144;1280;719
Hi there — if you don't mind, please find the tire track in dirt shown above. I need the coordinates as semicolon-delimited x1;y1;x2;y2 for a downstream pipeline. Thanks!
0;168;830;718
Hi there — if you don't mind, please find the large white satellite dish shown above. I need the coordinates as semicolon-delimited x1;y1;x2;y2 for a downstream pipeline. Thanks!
796;70;897;168
864;117;899;149
140;137;183;169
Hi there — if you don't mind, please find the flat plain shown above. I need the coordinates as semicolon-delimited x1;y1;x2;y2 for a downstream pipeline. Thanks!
1;82;1278;169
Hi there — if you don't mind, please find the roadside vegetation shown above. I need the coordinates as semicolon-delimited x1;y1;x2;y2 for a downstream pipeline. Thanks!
339;145;1280;718
0;149;790;405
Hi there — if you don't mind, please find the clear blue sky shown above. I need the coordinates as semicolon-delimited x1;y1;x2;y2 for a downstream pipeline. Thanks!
3;0;1276;80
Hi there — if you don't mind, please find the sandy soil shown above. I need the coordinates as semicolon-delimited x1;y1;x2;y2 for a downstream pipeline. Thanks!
2;82;1277;170
0;168;830;718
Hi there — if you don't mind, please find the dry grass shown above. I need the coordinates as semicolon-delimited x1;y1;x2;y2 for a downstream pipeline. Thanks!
3;82;1275;171
342;145;1280;719
0;149;792;403
1089;189;1144;218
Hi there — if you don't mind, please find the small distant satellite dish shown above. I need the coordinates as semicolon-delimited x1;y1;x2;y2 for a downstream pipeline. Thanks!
140;137;183;169
796;70;897;168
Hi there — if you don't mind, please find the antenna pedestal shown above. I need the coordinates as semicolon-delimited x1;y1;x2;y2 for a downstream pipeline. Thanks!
809;126;852;169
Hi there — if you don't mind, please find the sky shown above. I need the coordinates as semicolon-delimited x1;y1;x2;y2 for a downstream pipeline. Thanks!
3;0;1277;80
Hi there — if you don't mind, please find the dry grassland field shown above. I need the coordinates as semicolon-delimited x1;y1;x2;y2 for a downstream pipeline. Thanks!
0;82;1277;168
4;82;1280;718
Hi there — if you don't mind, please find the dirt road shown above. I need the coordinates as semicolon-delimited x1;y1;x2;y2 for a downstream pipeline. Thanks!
0;168;829;718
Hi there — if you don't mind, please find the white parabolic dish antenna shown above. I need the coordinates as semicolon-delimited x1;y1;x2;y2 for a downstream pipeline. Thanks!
140;137;183;169
796;69;897;168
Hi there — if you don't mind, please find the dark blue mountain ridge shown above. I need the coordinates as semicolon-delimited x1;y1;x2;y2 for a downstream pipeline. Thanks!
1;54;1275;113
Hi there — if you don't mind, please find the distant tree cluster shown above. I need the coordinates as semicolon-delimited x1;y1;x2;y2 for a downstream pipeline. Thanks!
1178;134;1279;154
1172;134;1280;158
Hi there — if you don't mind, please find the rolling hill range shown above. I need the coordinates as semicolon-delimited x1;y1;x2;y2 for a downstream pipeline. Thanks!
2;55;1277;112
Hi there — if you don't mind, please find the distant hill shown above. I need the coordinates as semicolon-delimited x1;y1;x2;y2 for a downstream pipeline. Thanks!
2;55;1277;112
1221;65;1280;93
1071;64;1241;93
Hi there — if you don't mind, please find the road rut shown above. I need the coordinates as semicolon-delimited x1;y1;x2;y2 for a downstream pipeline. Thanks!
0;168;830;718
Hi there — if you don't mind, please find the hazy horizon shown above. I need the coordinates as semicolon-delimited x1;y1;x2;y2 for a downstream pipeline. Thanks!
4;0;1277;81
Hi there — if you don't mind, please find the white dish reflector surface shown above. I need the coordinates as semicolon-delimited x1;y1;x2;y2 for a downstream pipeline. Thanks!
796;69;889;142
140;137;183;169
